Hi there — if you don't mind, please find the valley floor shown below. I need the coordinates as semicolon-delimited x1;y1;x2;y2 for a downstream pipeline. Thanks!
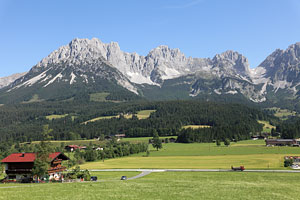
1;172;300;200
80;140;300;170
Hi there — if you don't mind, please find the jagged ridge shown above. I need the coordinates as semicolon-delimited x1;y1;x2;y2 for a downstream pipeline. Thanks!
1;38;300;104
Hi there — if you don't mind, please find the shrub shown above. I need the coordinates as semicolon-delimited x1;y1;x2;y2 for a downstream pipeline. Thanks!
284;159;293;167
224;138;230;146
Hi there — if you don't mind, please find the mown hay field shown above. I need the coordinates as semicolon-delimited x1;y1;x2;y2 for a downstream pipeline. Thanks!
1;172;300;200
80;140;300;169
83;109;156;124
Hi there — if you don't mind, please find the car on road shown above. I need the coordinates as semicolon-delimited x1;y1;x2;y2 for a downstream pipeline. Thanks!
90;176;97;181
120;176;127;180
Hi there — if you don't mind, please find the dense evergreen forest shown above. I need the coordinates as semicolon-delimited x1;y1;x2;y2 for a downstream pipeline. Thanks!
276;117;300;139
0;100;271;144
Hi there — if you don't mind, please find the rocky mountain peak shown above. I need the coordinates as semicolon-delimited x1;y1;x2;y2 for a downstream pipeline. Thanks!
147;45;186;61
0;72;27;89
212;50;250;78
2;38;300;104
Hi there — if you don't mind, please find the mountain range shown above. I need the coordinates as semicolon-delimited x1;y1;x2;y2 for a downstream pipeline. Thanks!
0;38;299;106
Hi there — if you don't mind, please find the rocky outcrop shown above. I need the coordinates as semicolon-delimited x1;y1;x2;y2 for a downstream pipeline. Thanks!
0;72;26;89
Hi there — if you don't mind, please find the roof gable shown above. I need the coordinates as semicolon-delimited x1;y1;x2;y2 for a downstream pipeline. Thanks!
1;152;68;163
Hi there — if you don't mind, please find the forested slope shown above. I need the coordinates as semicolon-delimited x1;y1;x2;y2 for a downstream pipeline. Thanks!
0;100;270;143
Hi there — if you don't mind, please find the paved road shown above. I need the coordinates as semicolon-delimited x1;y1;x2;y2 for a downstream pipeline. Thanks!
89;168;300;181
90;169;300;173
127;171;152;180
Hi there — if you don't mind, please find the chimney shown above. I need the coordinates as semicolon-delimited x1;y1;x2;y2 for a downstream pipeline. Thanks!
20;152;25;157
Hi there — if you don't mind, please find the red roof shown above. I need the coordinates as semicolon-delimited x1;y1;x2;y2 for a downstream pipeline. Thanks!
66;145;79;148
1;152;62;163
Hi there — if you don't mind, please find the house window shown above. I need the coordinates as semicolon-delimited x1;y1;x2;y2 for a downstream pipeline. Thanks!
8;175;16;180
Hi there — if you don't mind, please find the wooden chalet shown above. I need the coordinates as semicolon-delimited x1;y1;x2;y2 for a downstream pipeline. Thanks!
1;152;69;181
265;139;299;146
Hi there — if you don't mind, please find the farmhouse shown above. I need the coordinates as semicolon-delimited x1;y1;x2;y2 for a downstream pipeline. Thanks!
1;152;69;181
265;139;300;146
65;145;86;152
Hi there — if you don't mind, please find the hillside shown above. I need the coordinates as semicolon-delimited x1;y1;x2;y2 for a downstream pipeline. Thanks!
0;100;270;144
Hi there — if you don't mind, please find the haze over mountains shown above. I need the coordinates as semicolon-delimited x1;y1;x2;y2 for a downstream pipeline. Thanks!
0;38;299;104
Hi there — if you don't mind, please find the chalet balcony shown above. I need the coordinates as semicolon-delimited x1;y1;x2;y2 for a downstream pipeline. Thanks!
52;159;62;165
48;166;67;173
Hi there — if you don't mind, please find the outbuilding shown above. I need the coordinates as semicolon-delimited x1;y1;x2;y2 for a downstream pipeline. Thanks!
265;139;299;146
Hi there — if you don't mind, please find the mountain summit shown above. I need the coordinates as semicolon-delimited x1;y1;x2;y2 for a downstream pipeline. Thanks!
0;38;299;104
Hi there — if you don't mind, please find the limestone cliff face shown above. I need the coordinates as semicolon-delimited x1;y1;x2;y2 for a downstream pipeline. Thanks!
0;72;27;89
2;38;300;103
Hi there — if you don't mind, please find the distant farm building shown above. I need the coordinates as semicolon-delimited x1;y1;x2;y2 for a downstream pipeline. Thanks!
251;135;265;140
93;147;104;151
265;139;300;146
65;145;87;152
115;134;126;138
1;152;69;182
284;156;300;165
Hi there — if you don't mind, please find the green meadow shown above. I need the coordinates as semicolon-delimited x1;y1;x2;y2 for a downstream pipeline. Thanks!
121;136;176;143
45;114;69;120
89;92;110;102
182;125;212;129
1;172;300;200
83;109;156;124
24;139;105;147
258;120;276;133
80;139;300;170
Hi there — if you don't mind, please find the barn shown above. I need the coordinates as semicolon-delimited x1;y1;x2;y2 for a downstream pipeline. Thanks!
265;139;299;146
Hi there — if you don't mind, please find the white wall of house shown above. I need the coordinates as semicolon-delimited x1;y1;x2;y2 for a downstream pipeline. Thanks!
49;172;62;180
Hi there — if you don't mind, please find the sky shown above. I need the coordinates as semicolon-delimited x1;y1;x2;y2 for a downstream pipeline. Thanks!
0;0;300;77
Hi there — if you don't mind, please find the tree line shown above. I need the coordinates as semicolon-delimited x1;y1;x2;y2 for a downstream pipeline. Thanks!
0;100;271;144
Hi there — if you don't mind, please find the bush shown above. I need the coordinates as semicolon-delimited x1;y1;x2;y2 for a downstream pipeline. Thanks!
224;138;230;146
284;159;293;167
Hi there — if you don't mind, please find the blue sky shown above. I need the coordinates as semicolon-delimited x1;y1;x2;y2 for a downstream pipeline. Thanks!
0;0;300;77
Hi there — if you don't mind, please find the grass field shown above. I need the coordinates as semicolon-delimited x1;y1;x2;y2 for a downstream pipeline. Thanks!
121;136;176;143
83;110;156;124
268;107;299;119
24;139;105;147
83;115;119;124
1;172;300;200
135;110;156;119
258;120;276;133
80;153;290;169
22;94;43;104
182;125;212;129
45;114;69;120
80;140;300;170
89;92;110;102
